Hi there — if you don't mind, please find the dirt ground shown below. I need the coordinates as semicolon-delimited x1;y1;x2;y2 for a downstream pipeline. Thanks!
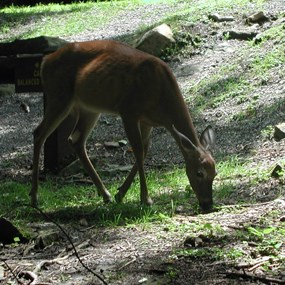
1;0;285;284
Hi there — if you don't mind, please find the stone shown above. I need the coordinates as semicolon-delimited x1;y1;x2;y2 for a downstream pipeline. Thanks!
136;23;175;56
35;230;61;249
271;163;284;178
208;14;235;22
246;11;269;24
223;29;258;41
104;141;120;148
274;123;285;141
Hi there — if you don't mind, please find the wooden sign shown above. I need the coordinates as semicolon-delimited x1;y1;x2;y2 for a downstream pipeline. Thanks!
15;54;42;93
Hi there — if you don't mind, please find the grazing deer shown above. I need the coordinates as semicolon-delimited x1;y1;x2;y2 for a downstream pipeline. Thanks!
30;40;216;212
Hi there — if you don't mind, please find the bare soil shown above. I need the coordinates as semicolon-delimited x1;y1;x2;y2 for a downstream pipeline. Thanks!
0;1;285;284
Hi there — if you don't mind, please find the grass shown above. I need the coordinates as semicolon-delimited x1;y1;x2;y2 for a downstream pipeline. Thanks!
0;0;184;42
164;0;265;26
0;167;190;226
0;1;130;40
1;154;281;228
183;21;285;121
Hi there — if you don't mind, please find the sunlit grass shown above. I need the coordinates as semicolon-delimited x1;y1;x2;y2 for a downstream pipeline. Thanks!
0;167;191;226
0;154;277;228
184;22;285;118
0;0;184;41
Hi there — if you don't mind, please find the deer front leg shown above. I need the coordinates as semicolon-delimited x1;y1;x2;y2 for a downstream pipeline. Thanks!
30;131;42;207
115;164;138;203
69;112;112;203
120;119;153;205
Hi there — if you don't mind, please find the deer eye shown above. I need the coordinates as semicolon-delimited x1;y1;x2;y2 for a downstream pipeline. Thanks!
197;171;204;178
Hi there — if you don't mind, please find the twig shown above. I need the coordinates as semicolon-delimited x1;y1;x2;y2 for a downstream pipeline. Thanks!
223;270;285;284
19;270;52;285
248;258;271;272
219;201;273;209
32;205;108;285
79;224;97;232
1;258;23;285
34;256;69;274
235;256;272;270
118;256;137;271
18;271;38;285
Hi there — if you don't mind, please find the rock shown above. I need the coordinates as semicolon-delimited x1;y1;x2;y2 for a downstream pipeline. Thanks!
271;163;284;178
223;29;258;41
79;218;89;227
35;230;61;249
274;123;285;141
208;14;234;22
104;141;120;149
246;11;269;24
184;236;204;247
118;139;128;146
20;102;30;113
136;23;175;56
0;265;4;281
175;64;199;77
102;164;133;175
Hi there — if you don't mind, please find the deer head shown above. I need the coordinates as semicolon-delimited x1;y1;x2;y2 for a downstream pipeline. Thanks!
173;125;216;213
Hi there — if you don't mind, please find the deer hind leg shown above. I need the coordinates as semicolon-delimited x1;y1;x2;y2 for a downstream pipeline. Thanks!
30;101;74;206
69;110;112;203
117;119;153;205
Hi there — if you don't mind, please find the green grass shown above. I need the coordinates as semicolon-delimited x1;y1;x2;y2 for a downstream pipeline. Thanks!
0;1;131;40
184;22;285;119
165;0;265;26
1;154;281;229
0;167;190;226
0;0;184;42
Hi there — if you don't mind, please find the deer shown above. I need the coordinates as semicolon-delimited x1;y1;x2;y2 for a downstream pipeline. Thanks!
30;40;216;213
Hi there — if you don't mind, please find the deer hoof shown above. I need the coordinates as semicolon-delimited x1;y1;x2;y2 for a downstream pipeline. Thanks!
30;197;38;208
103;193;113;204
114;192;123;203
141;197;153;206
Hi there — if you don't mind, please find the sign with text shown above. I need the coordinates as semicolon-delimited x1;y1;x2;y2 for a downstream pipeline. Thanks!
15;55;42;93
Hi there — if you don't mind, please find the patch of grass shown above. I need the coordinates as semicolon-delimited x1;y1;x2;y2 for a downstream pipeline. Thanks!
0;154;266;231
0;167;191;227
165;0;265;26
0;1;132;40
185;22;285;118
235;223;285;262
0;0;186;42
214;155;272;204
175;247;245;262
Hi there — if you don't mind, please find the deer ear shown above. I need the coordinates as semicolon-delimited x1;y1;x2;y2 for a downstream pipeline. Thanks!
172;125;198;152
200;126;215;151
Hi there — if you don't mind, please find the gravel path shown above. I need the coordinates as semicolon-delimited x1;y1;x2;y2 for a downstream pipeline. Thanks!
65;2;186;42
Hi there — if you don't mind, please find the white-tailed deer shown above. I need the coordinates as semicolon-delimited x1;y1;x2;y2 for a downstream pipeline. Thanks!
30;40;216;212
